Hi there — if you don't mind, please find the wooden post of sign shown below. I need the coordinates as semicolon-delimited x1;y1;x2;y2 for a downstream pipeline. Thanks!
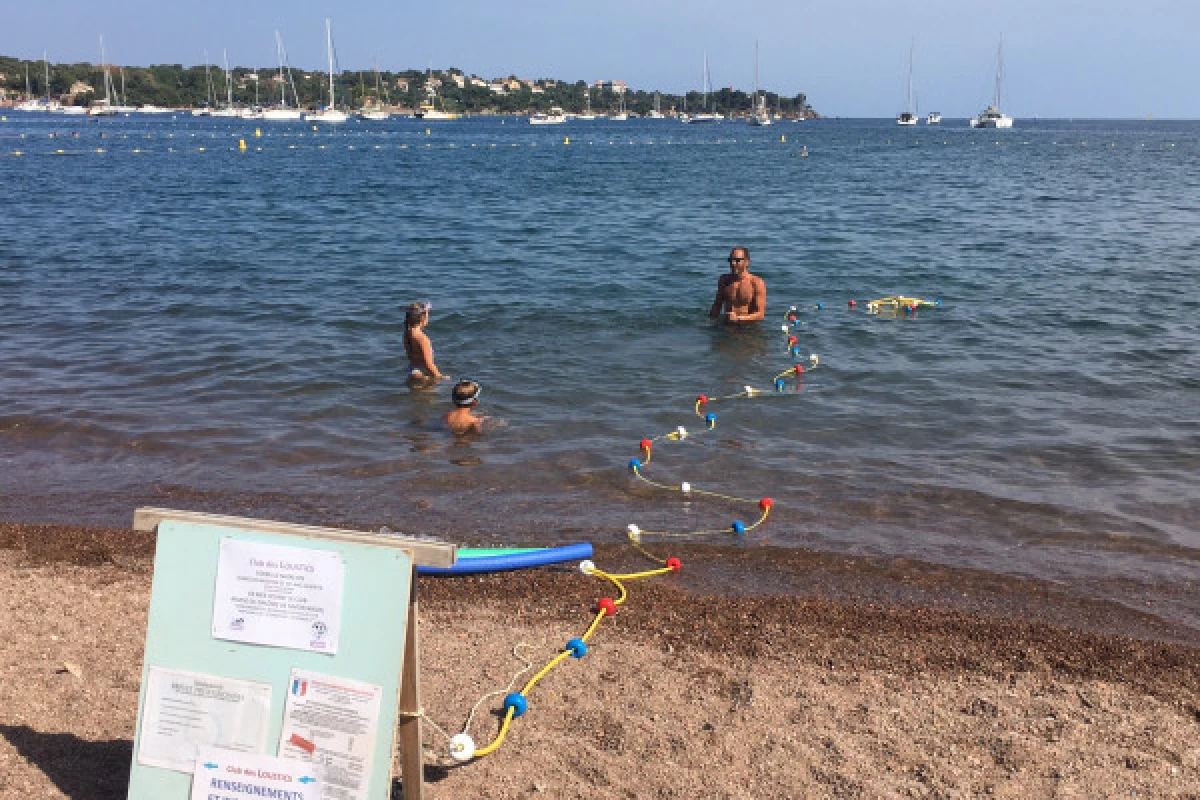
397;568;424;799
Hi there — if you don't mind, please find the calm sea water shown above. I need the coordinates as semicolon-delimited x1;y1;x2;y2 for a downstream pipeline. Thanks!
1;114;1197;627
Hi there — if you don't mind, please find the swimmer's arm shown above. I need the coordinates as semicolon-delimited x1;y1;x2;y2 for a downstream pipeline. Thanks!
708;276;728;318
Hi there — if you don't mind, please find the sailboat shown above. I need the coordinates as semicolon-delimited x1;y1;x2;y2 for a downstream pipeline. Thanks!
686;54;721;123
747;42;772;126
192;51;214;115
15;63;43;111
306;19;348;122
355;61;389;120
576;87;601;120
645;92;665;119
611;89;628;121
88;36;119;115
262;31;303;120
414;69;460;120
970;35;1013;128
896;40;918;125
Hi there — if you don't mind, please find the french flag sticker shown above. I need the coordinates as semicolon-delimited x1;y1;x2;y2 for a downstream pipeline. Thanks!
292;679;307;696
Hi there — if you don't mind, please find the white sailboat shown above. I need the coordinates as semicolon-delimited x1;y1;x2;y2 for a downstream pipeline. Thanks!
645;92;666;119
687;54;722;123
747;42;772;126
896;40;918;125
88;36;119;115
355;61;390;120
262;31;303;120
15;63;43;111
970;35;1013;128
192;51;214;115
414;68;461;120
611;90;628;121
575;88;602;120
925;111;941;124
306;19;348;123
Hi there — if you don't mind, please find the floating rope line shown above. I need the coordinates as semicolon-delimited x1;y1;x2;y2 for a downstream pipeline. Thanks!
447;557;681;762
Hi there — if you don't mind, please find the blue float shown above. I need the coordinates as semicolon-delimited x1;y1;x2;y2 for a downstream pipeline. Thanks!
418;543;595;576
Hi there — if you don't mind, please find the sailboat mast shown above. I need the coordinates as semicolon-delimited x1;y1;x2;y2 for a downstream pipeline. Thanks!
907;39;915;114
994;34;1004;109
274;31;285;106
325;19;335;110
223;49;233;107
100;35;112;106
44;51;51;102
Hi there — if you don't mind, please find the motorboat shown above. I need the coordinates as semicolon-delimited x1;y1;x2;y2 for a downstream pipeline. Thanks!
925;112;941;124
529;106;567;125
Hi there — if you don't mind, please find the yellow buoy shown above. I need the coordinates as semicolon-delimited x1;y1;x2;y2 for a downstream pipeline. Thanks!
312;125;318;131
96;148;104;153
1;116;6;122
426;128;431;135
255;128;262;138
238;139;247;151
563;136;570;145
198;147;205;152
13;150;23;156
780;134;786;143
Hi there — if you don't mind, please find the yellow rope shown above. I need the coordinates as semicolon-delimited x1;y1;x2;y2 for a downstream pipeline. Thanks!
472;707;515;757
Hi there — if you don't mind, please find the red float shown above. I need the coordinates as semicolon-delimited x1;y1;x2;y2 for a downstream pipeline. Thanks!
666;557;682;572
597;597;617;616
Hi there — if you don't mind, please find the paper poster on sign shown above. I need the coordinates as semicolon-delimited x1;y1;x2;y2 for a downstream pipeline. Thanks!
137;667;273;774
278;669;383;800
191;748;321;800
212;538;345;654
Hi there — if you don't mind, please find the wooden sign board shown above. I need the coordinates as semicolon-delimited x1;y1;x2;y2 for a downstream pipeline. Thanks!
127;512;448;800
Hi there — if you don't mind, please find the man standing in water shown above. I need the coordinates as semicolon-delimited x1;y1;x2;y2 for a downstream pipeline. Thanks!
709;246;767;323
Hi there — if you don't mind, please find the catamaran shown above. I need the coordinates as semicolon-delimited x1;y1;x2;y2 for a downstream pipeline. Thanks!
970;35;1013;128
896;40;918;125
306;19;348;122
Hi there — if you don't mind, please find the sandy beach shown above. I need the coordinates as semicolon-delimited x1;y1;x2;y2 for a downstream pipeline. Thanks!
1;522;1198;799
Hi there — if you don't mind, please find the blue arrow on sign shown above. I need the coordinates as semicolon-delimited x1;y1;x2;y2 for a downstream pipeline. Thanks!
298;776;317;784
202;762;219;770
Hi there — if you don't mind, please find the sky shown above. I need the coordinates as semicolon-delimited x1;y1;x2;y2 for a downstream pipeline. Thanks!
5;0;1200;118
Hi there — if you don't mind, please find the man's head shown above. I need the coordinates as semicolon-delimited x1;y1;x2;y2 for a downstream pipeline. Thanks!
728;247;750;277
452;380;482;408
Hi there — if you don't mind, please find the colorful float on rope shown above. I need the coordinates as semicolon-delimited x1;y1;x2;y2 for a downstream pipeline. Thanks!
864;296;941;314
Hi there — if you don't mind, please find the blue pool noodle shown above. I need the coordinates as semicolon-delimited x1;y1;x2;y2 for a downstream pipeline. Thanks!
417;543;595;576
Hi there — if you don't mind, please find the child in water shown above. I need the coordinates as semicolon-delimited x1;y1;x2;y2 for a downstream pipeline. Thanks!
445;380;486;435
404;302;444;386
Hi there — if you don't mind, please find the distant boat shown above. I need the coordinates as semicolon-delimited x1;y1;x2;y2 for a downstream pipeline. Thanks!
529;106;567;125
686;54;722;123
413;69;461;120
925;111;941;124
262;31;304;121
88;37;119;116
896;40;918;125
970;35;1013;128
747;42;772;126
355;62;390;120
575;88;602;120
306;20;349;123
645;92;666;119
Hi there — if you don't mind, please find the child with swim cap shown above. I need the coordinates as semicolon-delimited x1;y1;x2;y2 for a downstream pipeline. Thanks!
404;301;444;386
445;380;485;435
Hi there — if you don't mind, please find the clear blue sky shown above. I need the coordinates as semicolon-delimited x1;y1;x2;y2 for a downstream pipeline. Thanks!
6;0;1199;118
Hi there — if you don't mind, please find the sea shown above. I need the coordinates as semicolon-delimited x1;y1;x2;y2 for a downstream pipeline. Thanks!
1;113;1197;632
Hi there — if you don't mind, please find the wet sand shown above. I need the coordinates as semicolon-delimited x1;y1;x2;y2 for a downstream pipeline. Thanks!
1;522;1198;798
